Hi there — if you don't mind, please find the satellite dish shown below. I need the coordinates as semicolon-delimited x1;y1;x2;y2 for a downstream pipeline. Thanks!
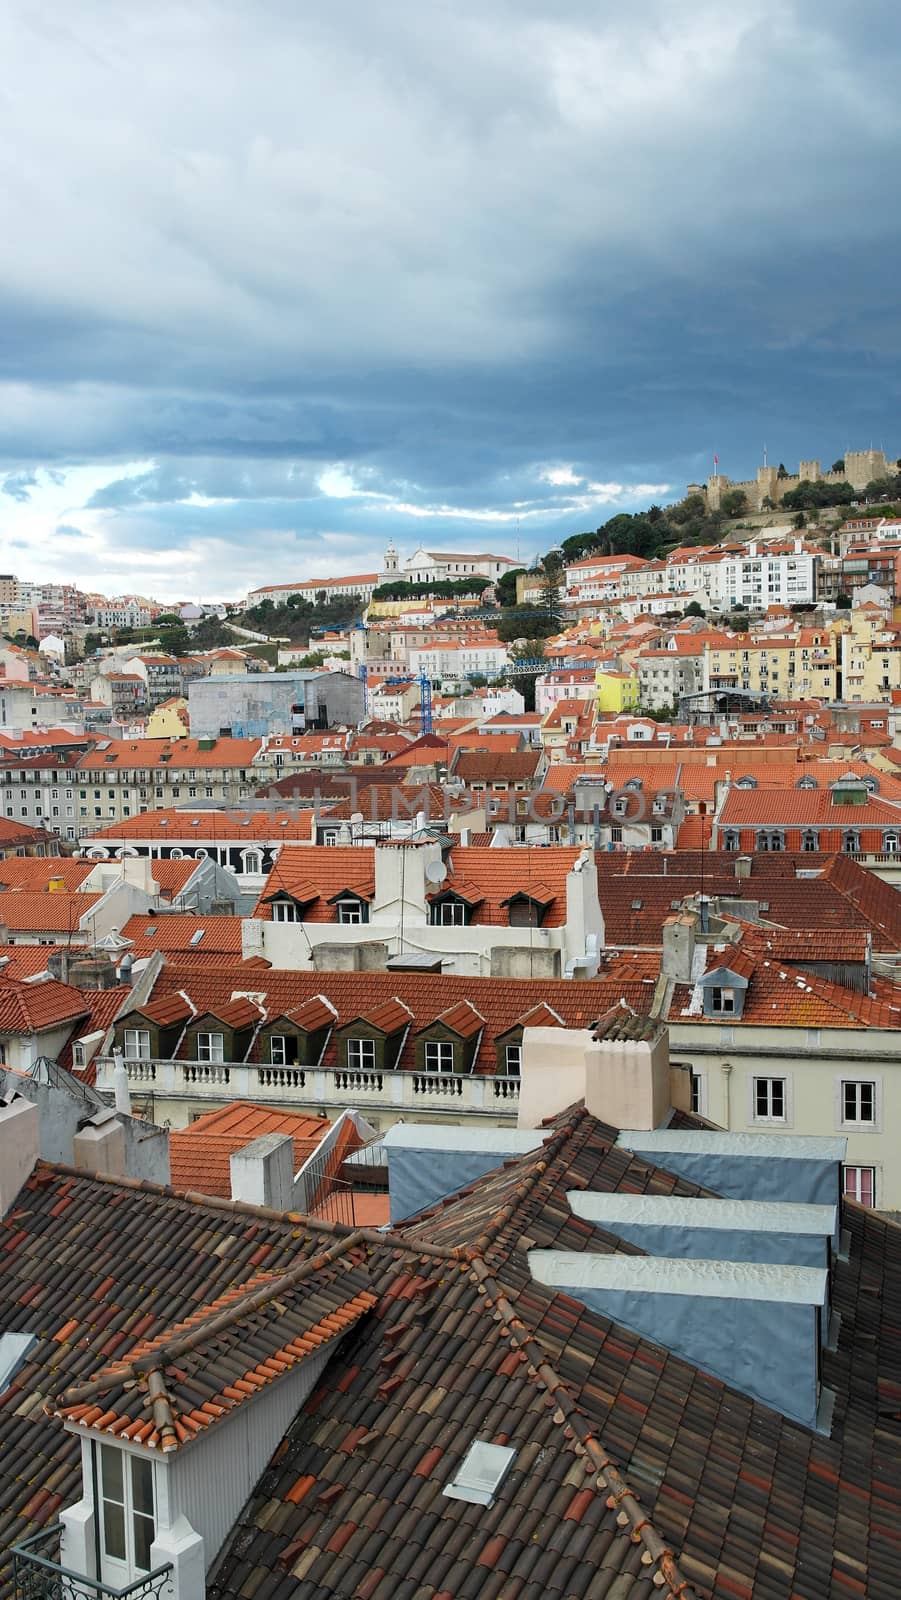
425;860;448;886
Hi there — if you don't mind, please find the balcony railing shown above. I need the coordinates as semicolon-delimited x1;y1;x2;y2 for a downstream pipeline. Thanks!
95;1057;521;1118
12;1527;173;1600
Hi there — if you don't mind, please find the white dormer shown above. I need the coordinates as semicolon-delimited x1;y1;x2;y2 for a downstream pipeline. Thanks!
44;1264;376;1600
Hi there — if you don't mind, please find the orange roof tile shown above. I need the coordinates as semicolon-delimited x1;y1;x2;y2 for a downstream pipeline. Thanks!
0;978;89;1033
0;892;102;933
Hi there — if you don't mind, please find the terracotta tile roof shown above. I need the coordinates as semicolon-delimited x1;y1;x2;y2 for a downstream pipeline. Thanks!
719;787;901;827
742;928;870;964
120;914;245;955
85;807;315;842
255;849;375;920
0;859;96;892
56;986;135;1080
0;892;102;934
136;964;631;1076
422;999;485;1038
168;1102;334;1195
0;944;58;980
145;858;205;894
0;819;58;848
2;1110;900;1598
77;736;262;771
285;995;339;1032
0;978;89;1034
133;991;196;1028
50;1260;377;1451
596;850;901;950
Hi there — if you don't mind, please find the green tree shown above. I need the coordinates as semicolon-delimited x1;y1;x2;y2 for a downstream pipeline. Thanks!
721;489;748;517
683;600;705;617
495;567;526;608
831;459;845;474
496;609;558;643
793;511;806;529
835;593;852;609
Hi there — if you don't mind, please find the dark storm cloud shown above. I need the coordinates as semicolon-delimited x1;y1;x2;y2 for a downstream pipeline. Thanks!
1;0;899;596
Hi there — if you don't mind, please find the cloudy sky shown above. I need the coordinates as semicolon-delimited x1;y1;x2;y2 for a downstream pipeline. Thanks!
2;1;900;602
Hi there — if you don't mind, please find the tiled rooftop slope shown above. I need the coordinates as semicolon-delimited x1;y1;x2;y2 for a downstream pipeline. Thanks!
0;1106;898;1599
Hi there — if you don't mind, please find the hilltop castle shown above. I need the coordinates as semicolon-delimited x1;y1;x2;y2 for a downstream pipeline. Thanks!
688;448;897;514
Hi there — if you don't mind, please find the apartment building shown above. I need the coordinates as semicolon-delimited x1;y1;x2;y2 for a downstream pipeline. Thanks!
703;628;837;699
637;637;705;708
838;610;901;700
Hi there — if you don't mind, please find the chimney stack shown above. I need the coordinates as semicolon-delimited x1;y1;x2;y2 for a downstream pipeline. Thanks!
72;1111;127;1178
230;1133;295;1211
661;913;696;982
0;1097;40;1219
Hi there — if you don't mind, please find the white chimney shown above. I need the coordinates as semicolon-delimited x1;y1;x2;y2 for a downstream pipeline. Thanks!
112;1048;132;1115
518;1027;596;1129
230;1133;295;1211
72;1113;127;1178
0;1097;40;1218
584;1021;671;1131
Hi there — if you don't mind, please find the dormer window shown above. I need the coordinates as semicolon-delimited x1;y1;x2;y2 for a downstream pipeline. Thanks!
797;775;817;789
504;1042;522;1075
273;900;298;922
72;1042;86;1069
99;1443;156;1578
755;829;784;852
722;830;740;851
424;1040;455;1073
501;887;553;928
123;1028;150;1060
347;1038;377;1072
736;776;758;789
710;986;736;1014
196;1032;224;1063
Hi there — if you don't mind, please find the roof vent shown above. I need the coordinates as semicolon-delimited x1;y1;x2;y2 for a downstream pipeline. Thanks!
443;1440;516;1506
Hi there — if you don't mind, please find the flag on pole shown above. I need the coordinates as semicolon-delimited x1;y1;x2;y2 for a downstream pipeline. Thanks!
713;454;718;466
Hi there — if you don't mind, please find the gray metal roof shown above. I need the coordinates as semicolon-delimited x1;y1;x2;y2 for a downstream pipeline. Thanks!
382;1124;547;1154
568;1192;837;1236
529;1250;829;1305
616;1129;847;1162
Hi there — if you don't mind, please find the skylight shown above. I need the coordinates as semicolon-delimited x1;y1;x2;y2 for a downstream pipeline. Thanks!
443;1441;516;1507
189;929;206;946
0;1332;36;1395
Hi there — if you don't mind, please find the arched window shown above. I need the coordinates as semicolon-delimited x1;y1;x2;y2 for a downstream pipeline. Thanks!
722;830;740;851
801;829;819;852
242;850;262;875
883;831;899;854
843;830;861;854
797;775;817;789
736;776;758;790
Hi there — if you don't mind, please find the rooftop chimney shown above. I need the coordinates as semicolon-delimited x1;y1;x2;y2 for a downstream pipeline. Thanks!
661;913;696;982
0;1097;40;1219
734;855;752;880
230;1133;295;1211
585;1017;671;1131
72;1111;127;1178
